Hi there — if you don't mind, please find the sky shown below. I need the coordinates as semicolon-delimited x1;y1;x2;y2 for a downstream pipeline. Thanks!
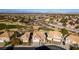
0;9;79;13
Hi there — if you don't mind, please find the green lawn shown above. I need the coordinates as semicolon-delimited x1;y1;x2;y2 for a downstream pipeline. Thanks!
0;42;5;47
39;27;54;31
75;25;79;29
0;23;25;30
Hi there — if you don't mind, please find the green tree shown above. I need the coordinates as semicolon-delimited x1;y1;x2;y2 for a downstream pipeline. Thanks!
60;28;69;45
75;25;79;29
60;19;68;26
61;28;69;36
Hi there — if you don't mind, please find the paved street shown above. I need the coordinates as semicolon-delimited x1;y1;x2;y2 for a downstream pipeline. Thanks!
48;23;79;33
0;45;65;50
38;22;79;33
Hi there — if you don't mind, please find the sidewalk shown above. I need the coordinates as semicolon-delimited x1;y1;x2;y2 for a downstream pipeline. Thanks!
15;42;43;47
14;42;69;50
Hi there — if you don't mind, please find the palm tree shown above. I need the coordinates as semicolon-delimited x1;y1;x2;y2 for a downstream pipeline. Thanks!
44;32;48;43
10;38;22;46
28;32;33;45
63;34;70;45
60;28;69;45
28;25;34;45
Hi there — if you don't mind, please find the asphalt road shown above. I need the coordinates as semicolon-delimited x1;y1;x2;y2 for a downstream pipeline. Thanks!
39;22;79;33
0;45;66;50
48;23;79;33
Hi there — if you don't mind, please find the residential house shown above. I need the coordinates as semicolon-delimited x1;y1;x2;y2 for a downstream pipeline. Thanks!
0;31;14;42
20;32;30;43
32;31;46;45
47;31;62;44
66;35;79;46
28;30;46;46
